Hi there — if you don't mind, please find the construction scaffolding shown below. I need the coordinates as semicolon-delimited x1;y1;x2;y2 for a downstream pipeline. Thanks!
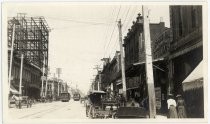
8;13;50;71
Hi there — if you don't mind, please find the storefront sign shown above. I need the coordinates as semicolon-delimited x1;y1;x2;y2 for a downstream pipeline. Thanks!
119;88;123;94
41;76;46;80
155;87;161;109
126;77;140;89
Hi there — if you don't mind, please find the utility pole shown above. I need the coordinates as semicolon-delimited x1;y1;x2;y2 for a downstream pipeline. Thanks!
93;65;102;91
56;68;61;96
8;23;16;97
45;68;49;97
90;79;94;91
60;81;63;93
142;6;156;118
98;71;102;91
52;73;55;100
18;14;26;97
64;82;66;92
19;53;24;95
117;19;127;101
76;84;78;92
40;57;45;98
92;75;97;91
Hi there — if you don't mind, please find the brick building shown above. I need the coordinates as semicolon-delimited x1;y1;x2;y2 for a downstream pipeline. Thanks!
123;13;171;113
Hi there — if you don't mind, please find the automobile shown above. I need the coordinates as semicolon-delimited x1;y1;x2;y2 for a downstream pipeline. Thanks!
60;92;71;102
73;93;81;101
13;96;32;109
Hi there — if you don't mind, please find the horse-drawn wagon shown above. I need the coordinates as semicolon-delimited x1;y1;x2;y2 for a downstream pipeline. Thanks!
86;90;118;119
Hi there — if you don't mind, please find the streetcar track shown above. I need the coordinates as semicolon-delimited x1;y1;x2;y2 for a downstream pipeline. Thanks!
19;103;70;119
32;103;71;118
19;105;59;119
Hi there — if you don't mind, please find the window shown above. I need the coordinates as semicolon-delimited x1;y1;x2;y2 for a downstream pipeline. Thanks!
140;33;143;49
191;7;197;28
178;7;183;36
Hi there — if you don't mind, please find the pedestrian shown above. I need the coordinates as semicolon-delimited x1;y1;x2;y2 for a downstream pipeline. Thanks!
176;94;187;118
167;94;178;118
126;98;140;107
141;96;149;110
86;97;92;117
119;94;126;107
12;94;22;109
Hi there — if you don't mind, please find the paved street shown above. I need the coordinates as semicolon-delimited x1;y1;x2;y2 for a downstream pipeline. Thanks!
9;100;88;119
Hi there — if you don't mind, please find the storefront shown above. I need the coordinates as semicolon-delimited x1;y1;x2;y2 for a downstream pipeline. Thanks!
125;59;168;114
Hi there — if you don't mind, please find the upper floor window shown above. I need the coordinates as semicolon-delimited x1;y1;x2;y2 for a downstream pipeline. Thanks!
191;7;197;28
178;7;183;37
140;33;143;49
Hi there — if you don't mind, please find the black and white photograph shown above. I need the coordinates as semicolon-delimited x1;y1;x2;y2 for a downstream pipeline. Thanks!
1;1;208;124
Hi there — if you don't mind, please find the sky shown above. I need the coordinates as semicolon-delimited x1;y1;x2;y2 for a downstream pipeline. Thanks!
5;2;170;94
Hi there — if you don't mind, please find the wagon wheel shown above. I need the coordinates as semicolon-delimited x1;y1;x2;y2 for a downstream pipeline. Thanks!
112;112;116;119
89;106;96;119
30;100;32;107
92;109;95;119
15;101;18;108
90;108;94;119
86;106;89;117
88;106;92;118
19;101;22;109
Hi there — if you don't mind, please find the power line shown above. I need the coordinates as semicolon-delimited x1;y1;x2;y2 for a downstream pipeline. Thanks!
46;16;115;26
110;6;131;54
122;5;138;34
111;5;138;57
103;6;116;58
108;5;134;58
103;5;121;57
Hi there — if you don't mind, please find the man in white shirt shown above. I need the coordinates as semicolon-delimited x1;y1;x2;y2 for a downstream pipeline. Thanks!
167;98;177;109
167;94;178;118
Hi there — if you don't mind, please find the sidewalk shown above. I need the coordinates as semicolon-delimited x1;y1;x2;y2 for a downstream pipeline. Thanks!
156;114;168;119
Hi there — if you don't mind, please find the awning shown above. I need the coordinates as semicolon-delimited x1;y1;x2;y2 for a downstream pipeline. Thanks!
182;61;203;91
10;85;19;94
133;57;165;66
90;90;106;94
182;78;203;91
127;86;139;90
116;79;122;86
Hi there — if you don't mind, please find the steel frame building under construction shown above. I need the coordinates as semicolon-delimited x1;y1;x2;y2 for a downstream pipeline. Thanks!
8;13;50;99
8;13;50;69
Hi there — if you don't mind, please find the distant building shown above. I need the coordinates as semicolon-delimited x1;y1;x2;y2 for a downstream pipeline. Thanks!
47;78;68;100
101;51;121;95
46;78;58;100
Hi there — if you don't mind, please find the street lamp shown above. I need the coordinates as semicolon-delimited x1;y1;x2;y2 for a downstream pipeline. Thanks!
40;56;46;98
